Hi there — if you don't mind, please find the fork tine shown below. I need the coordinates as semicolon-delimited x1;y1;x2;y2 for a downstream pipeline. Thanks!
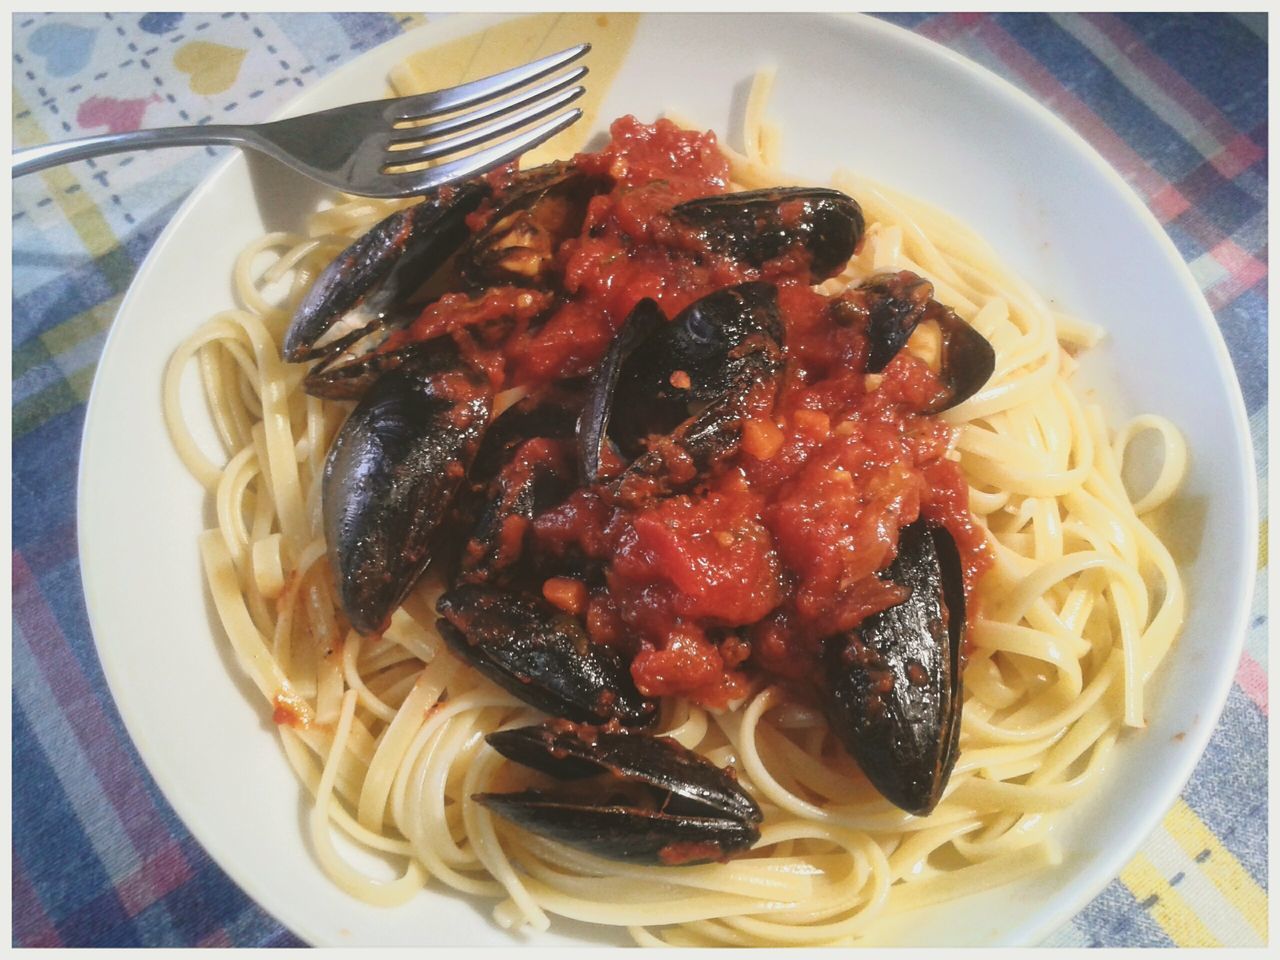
376;109;583;199
383;86;586;170
385;43;591;123
388;66;587;143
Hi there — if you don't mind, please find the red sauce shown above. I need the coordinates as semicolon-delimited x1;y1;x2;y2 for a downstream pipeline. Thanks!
414;117;993;708
272;691;309;729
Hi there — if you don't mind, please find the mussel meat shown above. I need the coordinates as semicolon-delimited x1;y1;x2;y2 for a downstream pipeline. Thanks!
459;161;610;290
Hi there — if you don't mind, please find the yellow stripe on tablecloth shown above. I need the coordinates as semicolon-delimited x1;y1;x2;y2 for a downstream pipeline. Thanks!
1163;800;1269;941
41;293;123;356
1120;853;1220;946
13;91;120;260
1258;516;1268;569
388;12;641;168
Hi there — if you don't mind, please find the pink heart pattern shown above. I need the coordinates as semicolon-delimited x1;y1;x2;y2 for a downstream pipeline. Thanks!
76;94;160;135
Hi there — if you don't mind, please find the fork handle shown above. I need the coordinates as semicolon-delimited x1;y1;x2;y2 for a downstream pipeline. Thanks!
12;124;255;177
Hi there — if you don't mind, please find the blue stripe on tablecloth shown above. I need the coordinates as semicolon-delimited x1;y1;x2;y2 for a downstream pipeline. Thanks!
11;701;127;937
11;258;118;346
1057;876;1178;947
994;13;1208;177
13;196;180;352
1178;685;1269;886
1218;287;1269;415
13;410;85;549
1116;13;1268;131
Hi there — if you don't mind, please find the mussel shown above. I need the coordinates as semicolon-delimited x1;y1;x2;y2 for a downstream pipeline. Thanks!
672;187;865;282
818;519;965;816
436;585;657;727
323;341;492;635
284;181;490;364
476;721;762;865
459;161;610;289
452;386;583;587
284;164;610;400
578;281;785;498
833;270;995;412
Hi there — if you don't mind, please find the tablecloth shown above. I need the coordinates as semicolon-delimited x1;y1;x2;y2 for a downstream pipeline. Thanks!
10;11;1268;948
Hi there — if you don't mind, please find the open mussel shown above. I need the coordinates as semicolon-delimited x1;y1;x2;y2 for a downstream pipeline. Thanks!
286;162;610;400
324;341;492;635
672;187;865;282
459;161;610;290
818;519;965;816
476;721;762;865
284;181;490;364
578;281;785;499
452;386;584;588
436;585;657;727
833;270;995;412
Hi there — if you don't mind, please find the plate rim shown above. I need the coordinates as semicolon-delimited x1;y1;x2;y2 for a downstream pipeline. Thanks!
75;10;1259;947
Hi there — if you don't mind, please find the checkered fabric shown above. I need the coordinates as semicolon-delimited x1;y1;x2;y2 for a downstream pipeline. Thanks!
11;12;1267;947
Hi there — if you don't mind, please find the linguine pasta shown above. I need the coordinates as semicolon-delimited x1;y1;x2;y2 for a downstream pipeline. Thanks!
163;69;1186;946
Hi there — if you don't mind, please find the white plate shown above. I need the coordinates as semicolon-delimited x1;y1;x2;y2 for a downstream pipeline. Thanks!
78;12;1257;947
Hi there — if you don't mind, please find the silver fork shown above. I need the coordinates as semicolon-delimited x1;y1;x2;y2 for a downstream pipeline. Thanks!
11;44;590;199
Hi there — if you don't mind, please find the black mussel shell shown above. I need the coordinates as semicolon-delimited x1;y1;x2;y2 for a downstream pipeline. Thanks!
486;723;763;826
578;283;785;489
819;520;965;816
323;344;492;635
285;180;489;363
672;187;865;282
476;722;761;865
474;794;758;866
924;302;996;413
436;585;657;727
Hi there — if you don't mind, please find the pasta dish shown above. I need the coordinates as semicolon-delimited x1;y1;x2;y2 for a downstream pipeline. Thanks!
163;69;1186;946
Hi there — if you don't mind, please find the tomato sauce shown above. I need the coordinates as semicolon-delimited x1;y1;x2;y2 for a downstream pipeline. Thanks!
415;117;993;709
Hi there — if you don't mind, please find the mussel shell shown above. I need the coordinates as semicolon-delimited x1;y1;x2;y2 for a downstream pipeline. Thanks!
578;283;785;490
303;329;439;401
448;387;585;587
284;180;489;363
456;454;575;588
471;384;585;483
609;281;784;453
473;793;759;866
819;520;965;816
855;272;935;374
486;723;763;826
672;187;865;282
924;302;996;413
436;585;657;727
835;272;995;412
576;298;665;484
611;358;781;506
323;345;492;635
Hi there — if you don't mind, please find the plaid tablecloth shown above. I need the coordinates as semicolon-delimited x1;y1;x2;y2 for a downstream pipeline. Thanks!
11;12;1268;948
